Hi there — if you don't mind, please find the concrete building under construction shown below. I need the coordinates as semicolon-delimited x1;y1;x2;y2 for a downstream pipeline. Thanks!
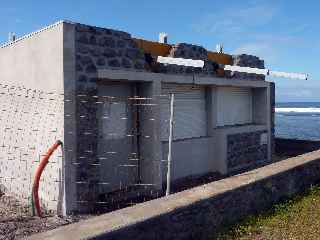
0;21;274;215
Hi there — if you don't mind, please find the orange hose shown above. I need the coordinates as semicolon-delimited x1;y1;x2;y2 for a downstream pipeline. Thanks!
32;140;62;217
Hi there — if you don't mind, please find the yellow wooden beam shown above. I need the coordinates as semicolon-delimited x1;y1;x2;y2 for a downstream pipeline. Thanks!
133;38;233;67
133;38;171;57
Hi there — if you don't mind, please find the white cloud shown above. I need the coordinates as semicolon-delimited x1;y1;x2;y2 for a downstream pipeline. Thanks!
192;1;278;36
233;42;277;63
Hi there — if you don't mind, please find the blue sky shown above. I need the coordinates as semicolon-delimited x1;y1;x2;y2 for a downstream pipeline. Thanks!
1;0;319;102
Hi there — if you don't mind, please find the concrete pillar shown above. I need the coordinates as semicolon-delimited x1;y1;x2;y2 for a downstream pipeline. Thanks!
266;85;271;162
252;87;268;125
62;22;77;215
139;80;163;192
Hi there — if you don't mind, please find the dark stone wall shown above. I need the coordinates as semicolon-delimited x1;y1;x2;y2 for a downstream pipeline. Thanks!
74;24;266;81
227;131;268;171
157;43;219;76
275;138;320;157
75;24;146;73
229;54;265;80
74;23;148;212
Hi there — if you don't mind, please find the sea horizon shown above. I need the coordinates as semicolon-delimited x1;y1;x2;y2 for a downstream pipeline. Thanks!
275;102;320;141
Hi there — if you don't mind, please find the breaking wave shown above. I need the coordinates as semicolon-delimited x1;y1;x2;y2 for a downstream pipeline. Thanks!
275;108;320;113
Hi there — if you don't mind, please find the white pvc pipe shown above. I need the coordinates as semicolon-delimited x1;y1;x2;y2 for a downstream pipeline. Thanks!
166;94;174;196
157;56;204;68
224;65;308;80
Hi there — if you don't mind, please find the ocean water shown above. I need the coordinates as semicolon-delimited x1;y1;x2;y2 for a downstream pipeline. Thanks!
275;102;320;141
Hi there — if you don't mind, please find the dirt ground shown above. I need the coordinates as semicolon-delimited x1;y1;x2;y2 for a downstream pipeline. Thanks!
0;193;88;240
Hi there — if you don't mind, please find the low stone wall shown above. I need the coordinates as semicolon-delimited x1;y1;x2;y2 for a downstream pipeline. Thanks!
275;138;320;157
30;150;320;240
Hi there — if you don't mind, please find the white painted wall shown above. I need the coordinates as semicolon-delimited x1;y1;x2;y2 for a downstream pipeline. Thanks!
0;23;65;212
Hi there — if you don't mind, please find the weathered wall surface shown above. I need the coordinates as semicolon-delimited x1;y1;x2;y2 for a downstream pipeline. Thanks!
227;131;268;171
29;150;320;240
0;23;65;213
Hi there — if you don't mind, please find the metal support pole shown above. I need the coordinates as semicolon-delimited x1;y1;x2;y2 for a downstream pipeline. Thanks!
166;93;174;196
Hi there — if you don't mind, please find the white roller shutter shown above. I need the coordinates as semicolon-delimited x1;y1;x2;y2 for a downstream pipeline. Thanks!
217;87;253;127
160;84;207;141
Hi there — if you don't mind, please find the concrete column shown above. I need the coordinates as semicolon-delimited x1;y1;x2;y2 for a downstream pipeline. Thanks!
207;87;223;173
266;84;271;162
139;80;163;192
206;86;217;136
62;22;77;215
270;82;275;155
212;129;228;175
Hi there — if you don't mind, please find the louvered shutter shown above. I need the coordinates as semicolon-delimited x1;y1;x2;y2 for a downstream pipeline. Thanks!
160;84;207;141
217;87;253;126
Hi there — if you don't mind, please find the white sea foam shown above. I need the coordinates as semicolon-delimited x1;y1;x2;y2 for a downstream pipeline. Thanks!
275;108;320;113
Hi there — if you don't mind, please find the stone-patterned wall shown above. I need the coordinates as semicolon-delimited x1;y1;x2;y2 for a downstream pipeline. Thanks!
0;85;64;213
229;54;265;80
75;24;146;72
75;23;265;81
158;43;219;76
74;24;148;212
169;43;208;60
227;131;268;171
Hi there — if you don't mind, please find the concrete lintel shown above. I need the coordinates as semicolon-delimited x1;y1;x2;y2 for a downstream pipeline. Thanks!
214;124;267;135
98;69;270;88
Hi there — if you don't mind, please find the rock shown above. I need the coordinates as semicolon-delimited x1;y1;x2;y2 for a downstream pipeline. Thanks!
89;36;96;45
117;40;126;48
99;37;115;48
77;45;90;54
122;58;132;68
85;64;97;73
90;48;101;57
76;64;83;72
96;58;106;66
125;49;141;60
103;49;117;58
79;55;94;66
170;43;208;61
134;61;144;70
78;75;87;82
108;59;121;68
77;34;89;44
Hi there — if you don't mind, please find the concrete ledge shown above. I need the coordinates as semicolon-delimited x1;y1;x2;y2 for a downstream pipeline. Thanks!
98;69;270;88
29;150;320;240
